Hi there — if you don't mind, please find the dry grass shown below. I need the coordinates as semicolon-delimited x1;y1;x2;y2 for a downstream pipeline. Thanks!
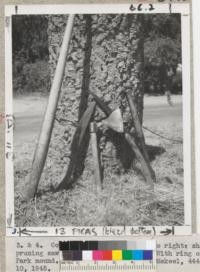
14;121;184;227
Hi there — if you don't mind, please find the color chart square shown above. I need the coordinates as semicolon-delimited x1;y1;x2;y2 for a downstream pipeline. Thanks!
62;250;72;261
143;250;153;260
93;250;103;261
82;250;93;261
59;241;69;251
72;251;82;261
122;250;132;260
112;250;122;261
102;251;112;260
132;250;143;260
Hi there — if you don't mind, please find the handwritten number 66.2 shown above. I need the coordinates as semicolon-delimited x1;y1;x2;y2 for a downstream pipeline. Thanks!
130;4;155;12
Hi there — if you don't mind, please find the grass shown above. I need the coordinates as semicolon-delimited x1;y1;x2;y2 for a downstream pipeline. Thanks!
14;120;184;227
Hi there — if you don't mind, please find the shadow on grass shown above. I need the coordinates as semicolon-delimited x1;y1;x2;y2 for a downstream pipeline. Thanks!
146;144;166;161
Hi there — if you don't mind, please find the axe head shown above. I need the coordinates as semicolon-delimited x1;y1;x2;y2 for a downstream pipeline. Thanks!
102;108;124;133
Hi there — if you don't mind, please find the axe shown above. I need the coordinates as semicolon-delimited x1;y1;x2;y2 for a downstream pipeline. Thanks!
89;91;124;133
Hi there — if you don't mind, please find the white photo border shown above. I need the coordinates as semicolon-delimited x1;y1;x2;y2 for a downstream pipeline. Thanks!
5;3;192;236
193;0;200;233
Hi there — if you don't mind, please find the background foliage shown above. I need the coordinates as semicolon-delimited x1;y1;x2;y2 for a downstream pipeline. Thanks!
12;14;182;95
144;14;182;94
12;15;50;94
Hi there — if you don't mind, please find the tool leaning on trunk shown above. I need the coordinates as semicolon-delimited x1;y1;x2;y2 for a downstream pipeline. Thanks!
89;91;156;185
58;90;156;191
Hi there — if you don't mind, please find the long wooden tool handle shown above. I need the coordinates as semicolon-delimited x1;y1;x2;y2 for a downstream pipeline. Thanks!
125;133;154;185
125;90;156;182
89;91;112;116
90;122;102;190
126;90;147;153
23;15;75;200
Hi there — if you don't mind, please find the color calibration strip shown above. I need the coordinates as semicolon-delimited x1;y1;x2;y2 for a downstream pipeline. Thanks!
61;249;153;261
59;240;155;261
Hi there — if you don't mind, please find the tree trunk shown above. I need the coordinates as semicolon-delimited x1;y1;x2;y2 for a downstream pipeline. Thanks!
47;14;145;188
90;14;144;124
89;14;144;174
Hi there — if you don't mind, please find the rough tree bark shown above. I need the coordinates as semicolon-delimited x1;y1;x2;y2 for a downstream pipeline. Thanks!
89;14;144;174
47;14;145;189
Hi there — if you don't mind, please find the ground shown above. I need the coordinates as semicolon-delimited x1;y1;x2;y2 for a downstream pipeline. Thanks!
14;94;184;227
